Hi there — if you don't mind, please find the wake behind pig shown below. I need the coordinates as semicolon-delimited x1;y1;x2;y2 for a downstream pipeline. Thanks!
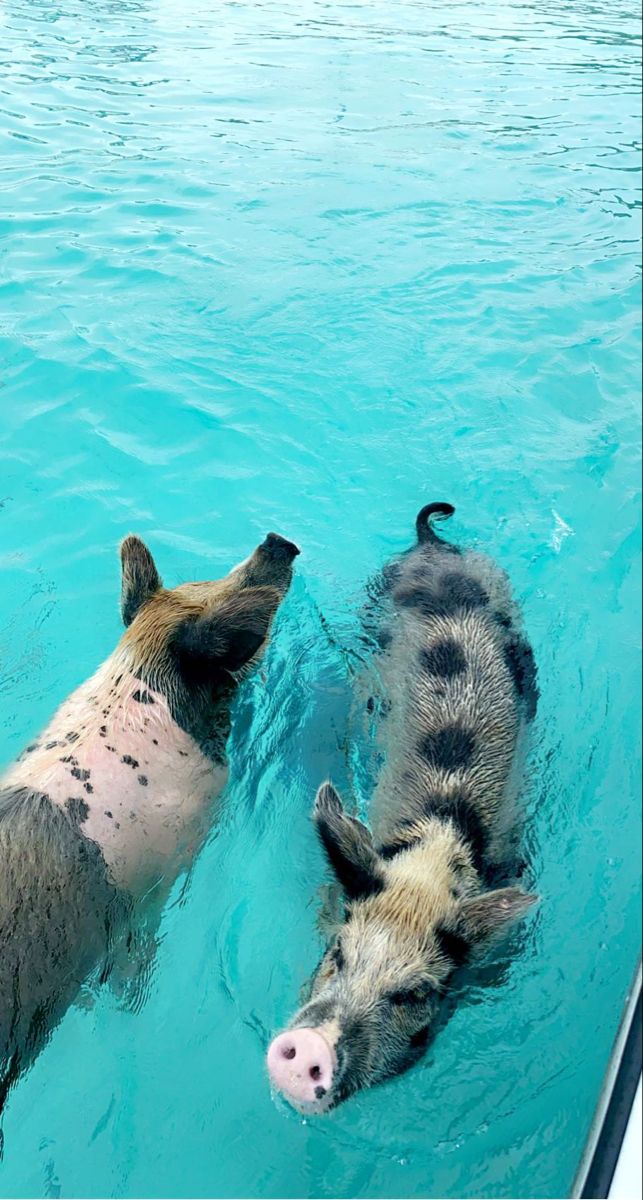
267;502;538;1113
0;530;299;1116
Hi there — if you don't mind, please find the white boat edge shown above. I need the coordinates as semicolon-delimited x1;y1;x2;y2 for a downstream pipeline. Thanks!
609;1076;642;1200
572;961;642;1200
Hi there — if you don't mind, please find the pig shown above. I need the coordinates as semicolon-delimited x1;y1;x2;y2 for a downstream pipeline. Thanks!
0;531;299;1116
267;503;538;1113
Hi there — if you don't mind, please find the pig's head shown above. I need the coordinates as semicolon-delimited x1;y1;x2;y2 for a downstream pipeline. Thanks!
118;531;299;758
267;782;535;1113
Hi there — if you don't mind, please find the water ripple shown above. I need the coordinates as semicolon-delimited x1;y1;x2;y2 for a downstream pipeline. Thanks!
0;0;640;1197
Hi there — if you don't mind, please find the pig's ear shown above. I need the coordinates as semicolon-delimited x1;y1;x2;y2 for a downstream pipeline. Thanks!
172;586;280;683
458;887;538;946
120;536;163;626
314;783;384;902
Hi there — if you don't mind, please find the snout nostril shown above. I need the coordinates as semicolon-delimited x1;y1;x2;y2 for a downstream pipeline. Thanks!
263;532;300;560
267;1030;336;1106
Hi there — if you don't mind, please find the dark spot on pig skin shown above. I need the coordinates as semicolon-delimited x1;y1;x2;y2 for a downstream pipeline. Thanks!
45;741;59;750
106;745;116;753
26;744;38;753
419;724;475;771
504;636;539;722
435;925;471;968
379;834;423;860
71;767;90;782
100;725;107;735
395;584;444;619
66;796;90;825
314;1086;327;1100
410;1025;430;1049
331;944;345;971
422;791;489;873
84;783;93;794
121;755;139;769
60;755;77;765
152;738;158;745
138;775;148;787
440;573;488;611
395;573;488;620
105;811;113;819
132;689;154;704
66;731;79;743
421;638;467;679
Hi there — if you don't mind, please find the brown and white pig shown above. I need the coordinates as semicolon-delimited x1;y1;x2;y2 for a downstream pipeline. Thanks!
0;531;299;1115
267;503;538;1113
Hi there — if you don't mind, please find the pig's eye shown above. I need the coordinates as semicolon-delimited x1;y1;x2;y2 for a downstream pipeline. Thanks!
389;987;430;1007
330;942;344;971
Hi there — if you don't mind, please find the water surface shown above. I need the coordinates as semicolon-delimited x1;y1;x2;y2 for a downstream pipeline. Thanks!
0;0;641;1196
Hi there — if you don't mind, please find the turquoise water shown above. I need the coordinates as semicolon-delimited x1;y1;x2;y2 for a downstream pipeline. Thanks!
0;0;641;1195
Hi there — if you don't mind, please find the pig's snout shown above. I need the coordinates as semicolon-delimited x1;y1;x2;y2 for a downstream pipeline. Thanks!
261;532;300;562
267;1029;335;1110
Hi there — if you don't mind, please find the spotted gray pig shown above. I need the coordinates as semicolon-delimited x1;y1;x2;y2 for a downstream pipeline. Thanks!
267;503;537;1112
0;531;299;1114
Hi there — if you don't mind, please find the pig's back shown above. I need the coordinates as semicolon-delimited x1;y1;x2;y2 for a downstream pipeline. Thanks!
370;544;537;852
4;665;227;896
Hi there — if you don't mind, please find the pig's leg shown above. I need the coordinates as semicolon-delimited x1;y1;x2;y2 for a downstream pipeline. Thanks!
103;885;170;1010
106;926;158;1010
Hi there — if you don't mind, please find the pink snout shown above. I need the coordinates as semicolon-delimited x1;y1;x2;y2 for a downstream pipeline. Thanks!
267;1029;336;1110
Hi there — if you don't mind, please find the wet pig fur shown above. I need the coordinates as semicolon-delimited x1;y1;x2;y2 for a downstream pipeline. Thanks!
0;530;299;1114
268;504;538;1112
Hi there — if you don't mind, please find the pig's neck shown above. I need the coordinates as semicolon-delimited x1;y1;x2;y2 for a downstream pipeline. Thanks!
133;651;236;767
382;815;482;905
